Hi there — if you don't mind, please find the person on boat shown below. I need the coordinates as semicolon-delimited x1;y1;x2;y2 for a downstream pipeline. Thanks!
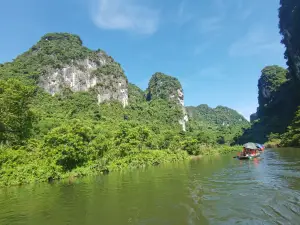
242;147;246;156
256;143;264;151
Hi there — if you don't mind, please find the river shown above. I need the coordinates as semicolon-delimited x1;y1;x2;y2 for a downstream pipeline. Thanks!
0;148;299;225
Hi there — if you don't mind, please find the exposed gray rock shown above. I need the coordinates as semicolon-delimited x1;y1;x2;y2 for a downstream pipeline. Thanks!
176;89;188;131
38;57;128;107
261;86;271;99
93;75;128;107
250;113;258;123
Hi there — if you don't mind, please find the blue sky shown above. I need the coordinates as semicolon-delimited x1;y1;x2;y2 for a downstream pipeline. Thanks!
0;0;286;120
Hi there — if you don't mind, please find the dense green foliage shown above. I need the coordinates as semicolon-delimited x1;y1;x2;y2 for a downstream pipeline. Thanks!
281;107;300;146
0;33;112;82
237;65;298;144
0;33;244;187
92;62;126;79
146;72;182;101
257;65;287;109
0;88;239;187
237;66;289;143
187;104;250;145
0;79;35;144
128;83;145;104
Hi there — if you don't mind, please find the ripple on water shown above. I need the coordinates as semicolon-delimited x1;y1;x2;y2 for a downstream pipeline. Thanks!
1;149;300;225
185;150;300;224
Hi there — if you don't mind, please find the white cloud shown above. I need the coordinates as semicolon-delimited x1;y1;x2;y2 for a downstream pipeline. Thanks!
177;0;193;26
213;0;252;22
235;0;252;20
90;0;160;35
198;17;222;34
178;1;186;17
228;26;284;57
240;9;252;20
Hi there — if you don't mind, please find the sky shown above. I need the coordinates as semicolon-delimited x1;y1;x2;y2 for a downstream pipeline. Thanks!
0;0;287;120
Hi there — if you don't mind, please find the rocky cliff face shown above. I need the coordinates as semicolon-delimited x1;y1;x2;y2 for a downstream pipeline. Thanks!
15;33;129;107
177;89;189;132
237;66;289;144
257;66;287;114
250;112;258;123
147;72;188;131
39;59;128;107
279;0;300;81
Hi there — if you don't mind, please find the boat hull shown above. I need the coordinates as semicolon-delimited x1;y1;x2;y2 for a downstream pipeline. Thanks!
238;154;260;160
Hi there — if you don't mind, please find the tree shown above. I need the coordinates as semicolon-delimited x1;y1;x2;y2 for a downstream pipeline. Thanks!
43;121;95;171
281;107;300;147
0;79;35;144
196;129;217;145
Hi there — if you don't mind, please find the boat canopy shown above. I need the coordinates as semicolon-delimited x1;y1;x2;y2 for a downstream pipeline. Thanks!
256;143;263;148
243;142;258;150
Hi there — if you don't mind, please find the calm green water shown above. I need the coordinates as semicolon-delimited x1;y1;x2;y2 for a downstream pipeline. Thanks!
1;148;300;225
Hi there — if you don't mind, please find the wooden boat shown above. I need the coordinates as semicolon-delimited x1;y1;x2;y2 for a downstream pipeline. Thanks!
237;152;261;160
236;142;261;160
255;143;265;151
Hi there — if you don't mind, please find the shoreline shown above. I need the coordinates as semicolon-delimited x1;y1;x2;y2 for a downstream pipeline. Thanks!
0;146;241;188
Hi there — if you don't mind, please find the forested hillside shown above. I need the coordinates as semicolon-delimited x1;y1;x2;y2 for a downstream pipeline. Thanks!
0;33;248;186
187;105;249;145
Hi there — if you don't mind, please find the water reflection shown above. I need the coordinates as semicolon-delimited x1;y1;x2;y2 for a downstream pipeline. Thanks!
0;149;299;225
187;149;300;224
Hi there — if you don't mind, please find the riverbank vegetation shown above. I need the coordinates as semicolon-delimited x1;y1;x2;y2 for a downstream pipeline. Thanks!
0;34;247;187
0;88;241;187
